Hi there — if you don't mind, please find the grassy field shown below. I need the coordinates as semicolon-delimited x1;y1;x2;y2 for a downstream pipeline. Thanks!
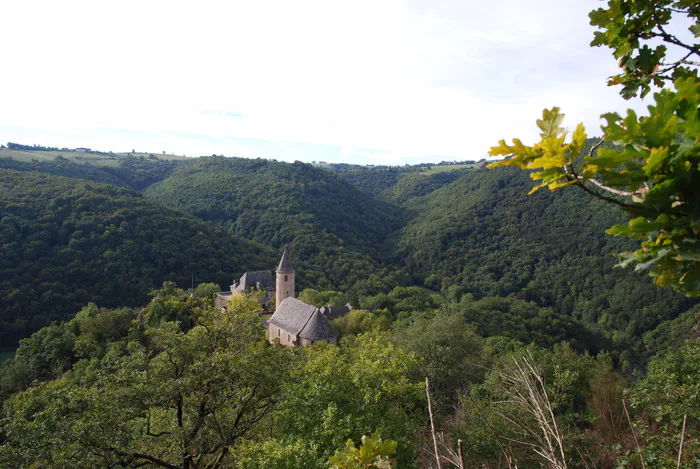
122;152;189;161
418;164;475;174
0;148;189;165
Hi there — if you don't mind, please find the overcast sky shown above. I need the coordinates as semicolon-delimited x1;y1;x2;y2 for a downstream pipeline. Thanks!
0;0;681;165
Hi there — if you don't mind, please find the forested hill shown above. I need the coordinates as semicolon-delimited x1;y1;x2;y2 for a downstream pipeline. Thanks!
391;166;693;343
317;161;477;198
0;169;274;347
0;151;695;350
143;155;693;345
0;153;187;191
145;157;405;291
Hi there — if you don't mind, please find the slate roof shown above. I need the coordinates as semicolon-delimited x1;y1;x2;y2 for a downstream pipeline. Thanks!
236;270;275;292
318;304;352;320
269;297;337;340
276;248;295;274
299;309;339;340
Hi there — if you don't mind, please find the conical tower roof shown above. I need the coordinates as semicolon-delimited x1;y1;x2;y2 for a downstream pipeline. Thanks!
276;248;295;273
299;309;338;341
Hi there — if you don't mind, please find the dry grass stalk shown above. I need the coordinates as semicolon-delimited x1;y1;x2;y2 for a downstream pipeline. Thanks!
457;439;464;469
677;413;687;469
622;399;646;469
500;354;568;469
426;377;443;469
434;432;463;468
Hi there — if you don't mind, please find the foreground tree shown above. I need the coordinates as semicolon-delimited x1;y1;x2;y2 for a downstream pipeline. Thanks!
626;340;700;466
489;1;699;296
0;295;291;468
329;433;398;469
451;345;602;468
274;332;424;466
588;0;699;100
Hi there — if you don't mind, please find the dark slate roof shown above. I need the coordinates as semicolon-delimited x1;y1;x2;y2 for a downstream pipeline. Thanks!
299;309;338;340
268;297;317;334
318;305;352;320
269;297;337;340
237;270;275;292
276;248;295;274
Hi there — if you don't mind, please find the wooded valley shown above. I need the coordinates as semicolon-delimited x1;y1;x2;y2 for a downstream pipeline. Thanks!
0;145;698;467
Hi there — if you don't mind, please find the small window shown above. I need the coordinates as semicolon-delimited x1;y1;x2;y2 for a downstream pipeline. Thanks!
284;275;288;282
278;328;280;337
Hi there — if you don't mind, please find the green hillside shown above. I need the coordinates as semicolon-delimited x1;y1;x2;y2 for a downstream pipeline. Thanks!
316;163;405;196
0;152;188;190
318;162;480;197
379;170;467;204
0;169;274;347
145;157;404;290
0;152;694;351
0;154;697;467
391;166;694;342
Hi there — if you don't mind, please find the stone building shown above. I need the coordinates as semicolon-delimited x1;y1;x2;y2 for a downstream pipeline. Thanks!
215;249;295;311
318;304;353;320
214;270;276;311
216;249;340;346
275;248;295;307
267;297;338;346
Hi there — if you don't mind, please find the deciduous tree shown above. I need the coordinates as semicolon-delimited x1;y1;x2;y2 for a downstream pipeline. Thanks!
489;1;699;295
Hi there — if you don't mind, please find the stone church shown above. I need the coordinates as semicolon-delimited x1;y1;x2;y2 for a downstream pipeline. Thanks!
214;269;276;311
215;249;339;347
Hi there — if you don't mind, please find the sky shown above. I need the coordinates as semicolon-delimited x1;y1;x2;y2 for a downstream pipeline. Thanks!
0;0;687;165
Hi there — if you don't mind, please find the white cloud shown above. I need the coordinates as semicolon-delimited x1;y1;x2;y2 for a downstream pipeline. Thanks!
0;0;677;163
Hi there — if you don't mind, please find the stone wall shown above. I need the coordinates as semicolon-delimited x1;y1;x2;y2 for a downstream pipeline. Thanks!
268;323;297;347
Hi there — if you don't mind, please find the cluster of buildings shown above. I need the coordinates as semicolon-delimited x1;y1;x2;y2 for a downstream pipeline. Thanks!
215;249;350;347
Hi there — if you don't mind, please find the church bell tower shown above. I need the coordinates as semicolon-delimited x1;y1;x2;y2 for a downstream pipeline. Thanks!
275;248;295;308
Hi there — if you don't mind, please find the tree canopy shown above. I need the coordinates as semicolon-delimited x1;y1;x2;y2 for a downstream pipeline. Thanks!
0;169;273;347
489;1;699;296
144;157;403;292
